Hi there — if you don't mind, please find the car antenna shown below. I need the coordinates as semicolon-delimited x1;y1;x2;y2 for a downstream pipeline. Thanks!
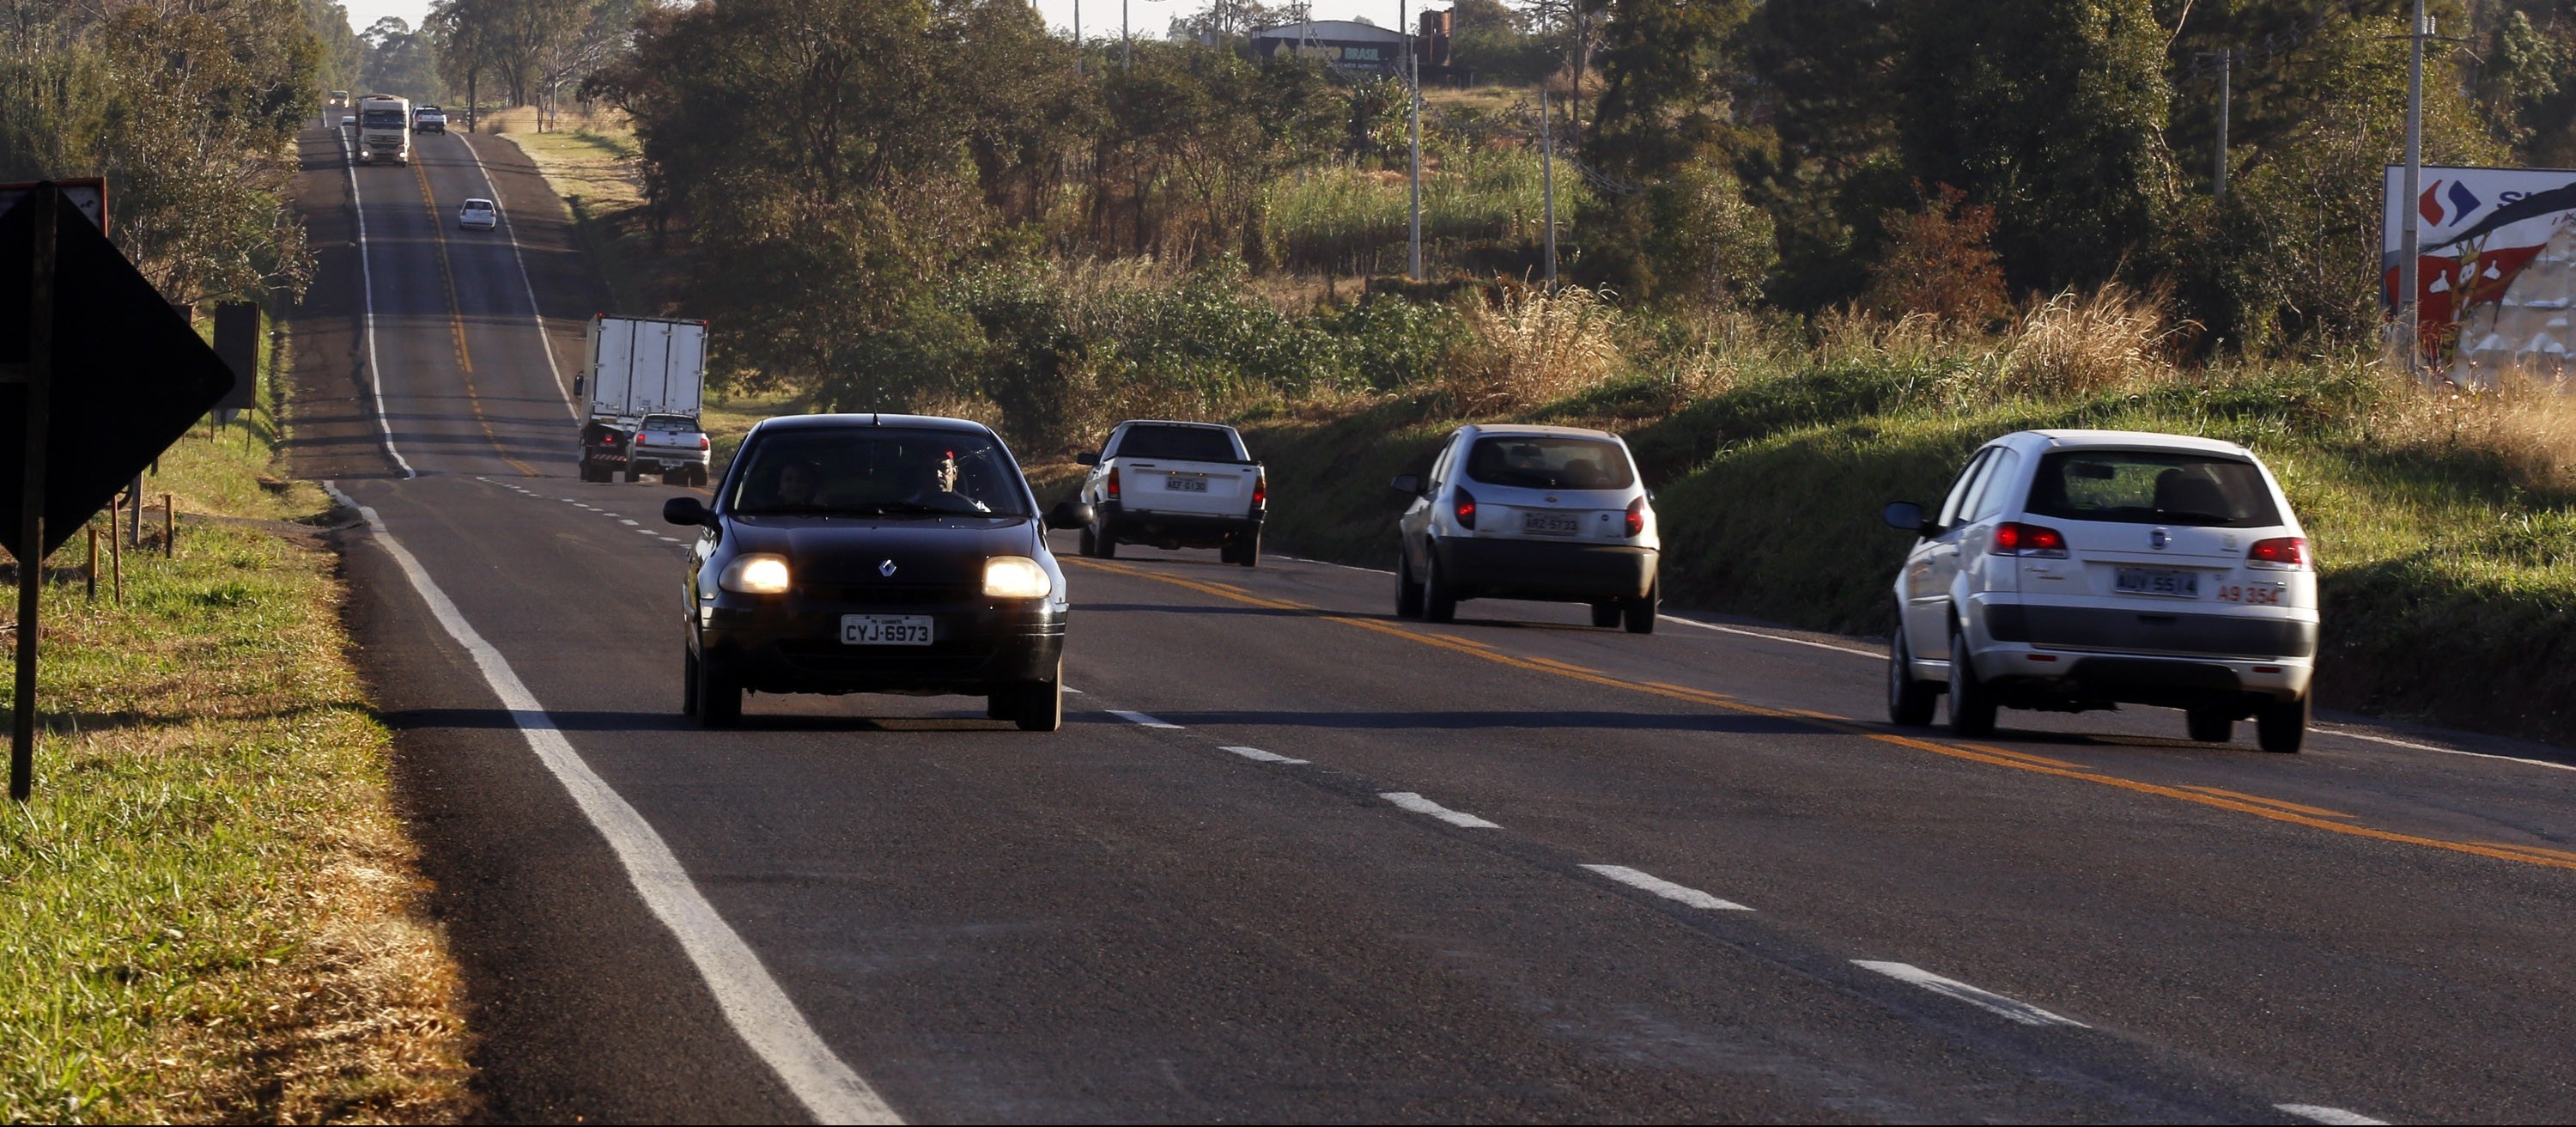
872;412;880;426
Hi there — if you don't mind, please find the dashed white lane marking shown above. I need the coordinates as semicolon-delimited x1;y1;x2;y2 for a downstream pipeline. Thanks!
337;130;416;478
1380;792;1502;829
619;519;640;525
1580;864;1753;911
2275;1104;2389;1125
1219;746;1309;765
321;482;897;1124
659;536;683;543
1108;709;1182;729
1063;687;1084;694
1850;961;2087;1028
635;528;659;536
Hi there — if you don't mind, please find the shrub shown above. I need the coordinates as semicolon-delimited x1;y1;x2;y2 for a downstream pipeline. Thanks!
1862;184;2008;327
1444;283;1624;411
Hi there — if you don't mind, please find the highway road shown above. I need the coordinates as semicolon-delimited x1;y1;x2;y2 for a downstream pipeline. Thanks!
284;122;2576;1124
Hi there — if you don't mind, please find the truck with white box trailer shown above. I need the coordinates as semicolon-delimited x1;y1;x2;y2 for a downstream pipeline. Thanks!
578;314;710;484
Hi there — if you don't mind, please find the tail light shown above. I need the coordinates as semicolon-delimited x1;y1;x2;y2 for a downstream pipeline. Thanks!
1625;496;1645;538
1991;521;2069;557
1252;473;1267;509
1106;466;1121;501
698;436;710;450
2247;536;2309;570
1454;487;1477;530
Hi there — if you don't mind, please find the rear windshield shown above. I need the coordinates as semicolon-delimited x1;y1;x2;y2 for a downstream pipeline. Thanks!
2026;451;2281;528
1462;436;1636;490
727;428;1030;517
361;109;405;128
641;414;696;432
1113;424;1239;461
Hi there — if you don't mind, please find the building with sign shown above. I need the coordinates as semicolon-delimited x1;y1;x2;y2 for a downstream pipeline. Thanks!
1248;15;1472;85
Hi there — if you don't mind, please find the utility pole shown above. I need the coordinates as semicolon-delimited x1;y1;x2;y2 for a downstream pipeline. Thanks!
1123;0;1131;69
2214;47;2231;203
2398;0;2427;375
1540;88;1558;289
1075;0;1083;75
1406;0;1423;282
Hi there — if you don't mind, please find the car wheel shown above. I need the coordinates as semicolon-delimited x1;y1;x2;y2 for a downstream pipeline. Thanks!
1947;627;1997;737
1422;553;1458;623
2256;693;2308;754
690;466;708;488
1590;600;1620;628
1395;551;1425;618
1000;664;1064;732
1887;621;1938;727
1621;580;1658;635
1236;527;1260;568
682;648;701;716
2186;707;2234;743
1092;517;1117;558
626;466;642;483
1078;524;1097;557
696;652;741;728
1218;539;1241;565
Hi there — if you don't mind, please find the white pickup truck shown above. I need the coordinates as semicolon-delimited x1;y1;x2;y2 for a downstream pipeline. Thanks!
627;412;711;485
1075;420;1266;566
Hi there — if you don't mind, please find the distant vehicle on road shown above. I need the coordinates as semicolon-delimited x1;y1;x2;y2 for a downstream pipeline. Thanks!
327;89;349;108
340;114;355;131
354;94;410;164
413;104;447;133
662;414;1094;728
456;197;497;230
1075;420;1265;564
1880;429;2318;752
629;412;711;487
578;315;708;484
1390;423;1661;631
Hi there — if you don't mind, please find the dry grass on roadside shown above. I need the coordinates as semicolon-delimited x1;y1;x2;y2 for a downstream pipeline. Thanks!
1443;283;1622;411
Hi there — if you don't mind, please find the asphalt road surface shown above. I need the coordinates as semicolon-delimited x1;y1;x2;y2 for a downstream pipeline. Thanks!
283;122;2576;1124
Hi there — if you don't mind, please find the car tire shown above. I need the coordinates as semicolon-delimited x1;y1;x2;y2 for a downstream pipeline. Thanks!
2186;707;2234;743
1091;516;1118;559
1078;524;1097;557
1395;551;1425;618
1590;601;1621;629
1000;666;1063;732
696;652;742;728
1422;552;1458;623
1622;580;1658;635
2257;693;2308;754
626;466;642;483
690;466;708;488
661;469;683;486
1888;621;1938;727
682;648;701;716
1236;527;1260;568
1947;627;1998;737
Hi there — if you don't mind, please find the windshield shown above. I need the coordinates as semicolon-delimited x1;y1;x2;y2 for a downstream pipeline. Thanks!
1113;424;1239;461
361;109;405;128
2026;450;2282;528
641;414;695;432
726;428;1030;517
1462;436;1636;490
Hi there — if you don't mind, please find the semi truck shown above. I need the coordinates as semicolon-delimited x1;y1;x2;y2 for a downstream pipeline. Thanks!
578;315;711;484
355;94;411;165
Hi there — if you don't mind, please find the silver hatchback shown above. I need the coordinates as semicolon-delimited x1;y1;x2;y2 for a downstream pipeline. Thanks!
1391;423;1662;631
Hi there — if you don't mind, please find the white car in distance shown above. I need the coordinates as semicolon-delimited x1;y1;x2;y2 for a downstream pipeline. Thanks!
1391;423;1662;631
1881;429;2318;752
458;198;498;230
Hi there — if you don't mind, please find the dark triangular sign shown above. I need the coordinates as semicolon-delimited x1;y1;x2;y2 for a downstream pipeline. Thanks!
0;188;237;559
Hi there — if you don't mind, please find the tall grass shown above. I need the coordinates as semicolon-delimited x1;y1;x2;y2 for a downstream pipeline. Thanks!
1264;149;1593;275
1445;283;1622;411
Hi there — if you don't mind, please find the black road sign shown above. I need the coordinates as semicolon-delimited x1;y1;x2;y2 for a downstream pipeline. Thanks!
1;189;236;558
214;302;261;417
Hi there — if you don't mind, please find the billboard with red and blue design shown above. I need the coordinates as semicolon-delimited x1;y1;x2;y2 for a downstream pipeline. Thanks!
2384;164;2576;380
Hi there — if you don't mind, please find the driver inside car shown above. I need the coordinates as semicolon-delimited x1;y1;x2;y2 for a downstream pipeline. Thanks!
898;450;989;513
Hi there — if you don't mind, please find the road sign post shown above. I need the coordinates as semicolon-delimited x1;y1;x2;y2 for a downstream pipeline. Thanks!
6;184;54;801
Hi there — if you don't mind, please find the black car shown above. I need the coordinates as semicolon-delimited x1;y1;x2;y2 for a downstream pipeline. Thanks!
663;414;1093;729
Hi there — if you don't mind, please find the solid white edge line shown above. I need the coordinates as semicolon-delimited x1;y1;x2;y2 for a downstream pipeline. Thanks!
1107;709;1182;729
1655;614;1882;658
322;481;899;1125
459;134;580;420
1850;960;2088;1029
1218;746;1309;765
2314;723;2576;774
2275;1103;2390;1125
1579;864;1753;911
339;129;416;479
1379;792;1502;829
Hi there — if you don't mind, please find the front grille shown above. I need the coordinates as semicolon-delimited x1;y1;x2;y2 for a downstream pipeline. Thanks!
796;583;980;606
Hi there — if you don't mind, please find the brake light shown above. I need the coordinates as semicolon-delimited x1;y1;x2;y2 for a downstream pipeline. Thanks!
2247;536;2309;570
1106;466;1121;500
1454;487;1477;530
698;436;709;450
1625;496;1645;538
1992;521;2069;557
1253;473;1267;509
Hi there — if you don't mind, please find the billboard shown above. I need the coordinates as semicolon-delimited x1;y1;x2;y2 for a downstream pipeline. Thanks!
2384;164;2576;381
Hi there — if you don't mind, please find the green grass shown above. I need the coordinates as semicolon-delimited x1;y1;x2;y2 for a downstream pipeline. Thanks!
495;118;677;317
0;344;468;1119
1265;148;1589;275
1240;355;2576;746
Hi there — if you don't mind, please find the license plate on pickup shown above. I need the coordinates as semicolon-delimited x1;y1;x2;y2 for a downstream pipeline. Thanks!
2115;568;2201;598
1521;512;1581;535
841;615;933;645
1162;475;1208;492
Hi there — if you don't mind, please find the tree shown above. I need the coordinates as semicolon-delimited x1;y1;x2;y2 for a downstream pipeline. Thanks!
1578;0;1769;307
361;17;446;101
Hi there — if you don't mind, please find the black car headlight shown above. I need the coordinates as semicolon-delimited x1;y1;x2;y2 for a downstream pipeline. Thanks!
719;553;792;594
982;556;1052;600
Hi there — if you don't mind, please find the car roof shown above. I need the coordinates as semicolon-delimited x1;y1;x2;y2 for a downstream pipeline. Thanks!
1458;423;1626;442
2013;429;2253;458
462;198;494;206
750;413;997;437
1116;419;1236;431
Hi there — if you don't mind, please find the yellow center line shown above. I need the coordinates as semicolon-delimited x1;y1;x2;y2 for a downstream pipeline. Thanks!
1066;555;2576;874
2477;841;2576;863
415;158;538;478
2179;785;2352;819
1960;743;2097;771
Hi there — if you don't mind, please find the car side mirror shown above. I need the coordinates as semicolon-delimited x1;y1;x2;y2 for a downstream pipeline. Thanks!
1045;500;1095;531
572;375;585;398
1390;474;1422;496
1882;501;1933;536
664;496;715;527
1075;451;1099;466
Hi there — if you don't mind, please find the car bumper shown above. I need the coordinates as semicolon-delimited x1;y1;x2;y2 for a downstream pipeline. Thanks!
1968;599;2317;706
630;449;710;471
1433;536;1657;602
1097;501;1260;546
697;597;1065;696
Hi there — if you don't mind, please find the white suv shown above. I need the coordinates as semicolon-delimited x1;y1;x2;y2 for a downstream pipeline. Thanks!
1392;423;1661;631
1881;429;2318;752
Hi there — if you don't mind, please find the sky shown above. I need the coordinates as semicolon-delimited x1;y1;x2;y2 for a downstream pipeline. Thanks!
334;0;1420;40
